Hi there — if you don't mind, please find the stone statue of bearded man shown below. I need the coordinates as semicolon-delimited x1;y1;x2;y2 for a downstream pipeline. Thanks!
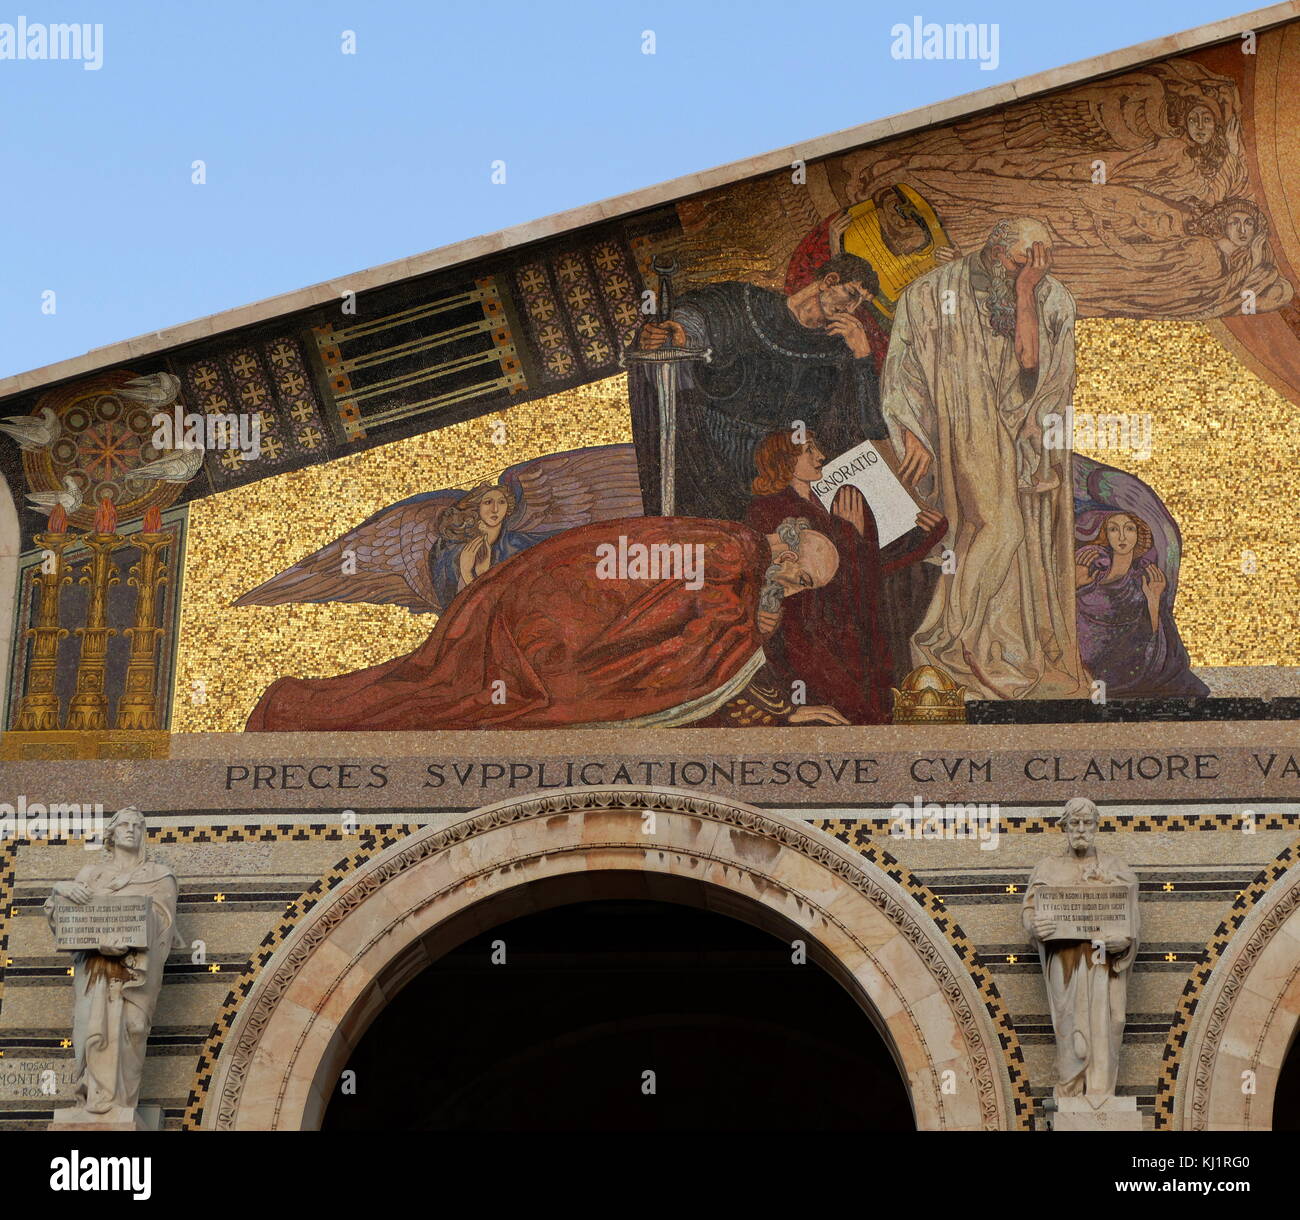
1022;796;1140;1103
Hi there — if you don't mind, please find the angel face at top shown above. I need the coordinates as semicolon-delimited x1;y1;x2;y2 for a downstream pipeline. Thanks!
1223;209;1259;250
441;484;519;544
477;488;511;531
1185;104;1216;146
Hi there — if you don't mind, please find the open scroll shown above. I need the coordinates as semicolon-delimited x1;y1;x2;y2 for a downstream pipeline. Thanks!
811;440;925;547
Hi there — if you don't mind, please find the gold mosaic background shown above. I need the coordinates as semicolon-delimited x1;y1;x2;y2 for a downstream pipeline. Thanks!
172;379;633;732
1073;318;1296;670
172;324;1297;732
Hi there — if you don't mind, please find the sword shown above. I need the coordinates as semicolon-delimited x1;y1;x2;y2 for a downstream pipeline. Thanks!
620;255;710;516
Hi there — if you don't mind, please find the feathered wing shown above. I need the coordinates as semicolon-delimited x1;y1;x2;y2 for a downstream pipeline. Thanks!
25;490;65;507
232;491;459;612
503;443;644;534
1023;96;1122;149
234;444;644;613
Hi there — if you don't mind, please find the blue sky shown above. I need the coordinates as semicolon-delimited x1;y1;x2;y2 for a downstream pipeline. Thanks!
0;0;1268;378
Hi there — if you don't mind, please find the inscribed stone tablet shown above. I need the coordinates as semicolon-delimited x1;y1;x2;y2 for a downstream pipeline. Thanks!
1035;886;1132;941
50;895;150;952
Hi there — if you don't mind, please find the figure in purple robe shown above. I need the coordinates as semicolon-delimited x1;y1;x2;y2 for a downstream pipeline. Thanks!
1073;507;1208;698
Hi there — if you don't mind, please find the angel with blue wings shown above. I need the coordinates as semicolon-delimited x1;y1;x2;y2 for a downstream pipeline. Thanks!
234;443;644;615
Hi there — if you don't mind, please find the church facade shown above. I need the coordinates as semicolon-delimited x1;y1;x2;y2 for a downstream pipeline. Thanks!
3;5;1300;1133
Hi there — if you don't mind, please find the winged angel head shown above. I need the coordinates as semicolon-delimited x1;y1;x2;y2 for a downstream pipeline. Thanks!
234;443;643;616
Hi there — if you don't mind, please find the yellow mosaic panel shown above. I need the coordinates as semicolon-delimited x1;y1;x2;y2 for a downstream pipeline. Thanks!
1073;318;1298;669
172;378;633;732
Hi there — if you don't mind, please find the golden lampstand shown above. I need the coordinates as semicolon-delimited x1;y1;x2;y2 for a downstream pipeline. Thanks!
12;531;75;731
115;530;172;731
64;533;121;731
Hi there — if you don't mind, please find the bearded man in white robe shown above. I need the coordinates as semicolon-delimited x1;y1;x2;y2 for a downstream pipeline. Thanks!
880;216;1088;699
1022;797;1140;1099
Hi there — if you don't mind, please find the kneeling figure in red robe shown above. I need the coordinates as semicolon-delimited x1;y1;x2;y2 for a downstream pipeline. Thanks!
246;515;846;732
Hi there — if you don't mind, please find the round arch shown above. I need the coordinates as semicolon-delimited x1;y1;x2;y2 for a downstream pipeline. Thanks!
1178;865;1300;1130
203;787;1014;1131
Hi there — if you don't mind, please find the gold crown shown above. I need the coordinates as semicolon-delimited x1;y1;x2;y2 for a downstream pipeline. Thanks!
891;664;967;724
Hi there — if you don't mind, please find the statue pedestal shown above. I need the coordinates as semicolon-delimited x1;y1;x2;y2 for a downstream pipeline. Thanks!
49;1105;162;1132
1050;1095;1143;1131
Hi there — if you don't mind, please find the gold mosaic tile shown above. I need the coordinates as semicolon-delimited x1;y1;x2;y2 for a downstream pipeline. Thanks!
172;378;632;732
1074;318;1299;669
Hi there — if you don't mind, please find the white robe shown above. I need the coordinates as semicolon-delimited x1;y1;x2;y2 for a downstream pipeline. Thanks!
45;853;181;1115
880;253;1088;699
1022;849;1140;1098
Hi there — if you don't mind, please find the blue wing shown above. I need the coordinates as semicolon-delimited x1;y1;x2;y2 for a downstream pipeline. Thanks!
501;443;644;534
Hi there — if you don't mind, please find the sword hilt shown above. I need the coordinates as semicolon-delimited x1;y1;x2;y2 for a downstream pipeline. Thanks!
650;254;677;322
619;345;711;366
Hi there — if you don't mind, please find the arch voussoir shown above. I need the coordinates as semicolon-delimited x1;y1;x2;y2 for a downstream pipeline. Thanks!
204;788;1013;1131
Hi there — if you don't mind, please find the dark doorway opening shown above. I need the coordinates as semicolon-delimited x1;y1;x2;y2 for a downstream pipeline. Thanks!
322;896;913;1131
1272;1022;1300;1130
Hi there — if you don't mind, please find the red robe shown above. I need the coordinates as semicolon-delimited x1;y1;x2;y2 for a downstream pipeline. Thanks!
246;518;767;732
745;487;945;724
